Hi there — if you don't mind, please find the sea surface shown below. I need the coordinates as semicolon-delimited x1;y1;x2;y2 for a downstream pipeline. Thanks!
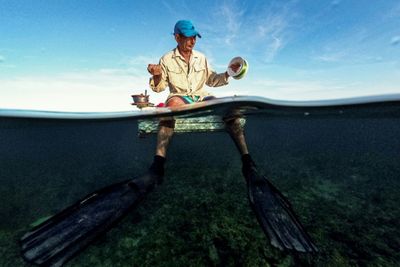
0;96;399;266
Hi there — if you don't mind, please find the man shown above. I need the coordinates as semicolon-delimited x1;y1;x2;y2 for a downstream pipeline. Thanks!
146;20;254;180
144;20;318;253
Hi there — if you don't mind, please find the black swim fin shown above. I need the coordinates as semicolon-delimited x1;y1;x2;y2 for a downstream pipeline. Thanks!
244;164;318;253
20;171;161;267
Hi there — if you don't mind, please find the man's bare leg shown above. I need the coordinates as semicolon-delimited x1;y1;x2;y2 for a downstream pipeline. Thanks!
150;97;186;175
155;123;174;158
154;96;186;157
225;117;257;176
225;117;249;156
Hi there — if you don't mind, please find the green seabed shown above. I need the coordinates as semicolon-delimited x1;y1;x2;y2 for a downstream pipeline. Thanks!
1;99;399;266
1;153;399;266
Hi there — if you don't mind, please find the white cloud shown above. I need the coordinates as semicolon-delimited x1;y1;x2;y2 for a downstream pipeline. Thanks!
330;0;341;7
127;55;159;66
0;69;169;112
206;1;244;46
250;76;400;101
161;0;191;18
391;36;400;46
244;3;294;62
308;3;400;65
252;78;336;99
0;55;5;63
386;2;400;19
1;66;398;113
256;13;288;39
265;36;283;62
199;1;296;63
219;4;243;45
315;51;347;62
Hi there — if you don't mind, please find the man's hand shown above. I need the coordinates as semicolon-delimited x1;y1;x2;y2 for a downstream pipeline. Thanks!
147;64;162;76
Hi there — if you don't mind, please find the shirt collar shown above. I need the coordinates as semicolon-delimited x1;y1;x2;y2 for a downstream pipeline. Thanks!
173;47;199;60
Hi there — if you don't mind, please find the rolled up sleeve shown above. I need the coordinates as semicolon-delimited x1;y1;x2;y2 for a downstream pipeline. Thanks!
149;59;168;93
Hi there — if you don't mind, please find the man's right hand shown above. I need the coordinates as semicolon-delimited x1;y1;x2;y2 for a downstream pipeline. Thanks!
147;64;162;76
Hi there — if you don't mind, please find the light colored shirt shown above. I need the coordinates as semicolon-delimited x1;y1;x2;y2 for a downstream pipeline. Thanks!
149;48;229;100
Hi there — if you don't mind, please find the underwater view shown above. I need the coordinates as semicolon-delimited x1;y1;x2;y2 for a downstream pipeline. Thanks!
0;96;399;266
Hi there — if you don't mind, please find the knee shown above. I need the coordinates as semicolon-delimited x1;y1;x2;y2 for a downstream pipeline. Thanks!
166;96;186;107
224;117;244;134
159;97;185;129
159;119;175;128
224;116;240;126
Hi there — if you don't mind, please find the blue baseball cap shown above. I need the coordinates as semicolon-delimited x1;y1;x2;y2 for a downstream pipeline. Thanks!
174;20;201;38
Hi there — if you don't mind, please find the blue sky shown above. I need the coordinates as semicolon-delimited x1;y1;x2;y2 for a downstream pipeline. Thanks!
0;0;399;111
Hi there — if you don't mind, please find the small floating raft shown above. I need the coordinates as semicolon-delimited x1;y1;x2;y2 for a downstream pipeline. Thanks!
138;115;246;137
132;91;245;137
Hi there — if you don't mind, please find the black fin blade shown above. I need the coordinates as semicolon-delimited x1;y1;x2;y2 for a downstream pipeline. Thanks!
20;180;142;267
248;173;318;253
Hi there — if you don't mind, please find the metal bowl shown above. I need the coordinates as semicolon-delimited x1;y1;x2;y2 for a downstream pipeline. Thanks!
131;94;149;104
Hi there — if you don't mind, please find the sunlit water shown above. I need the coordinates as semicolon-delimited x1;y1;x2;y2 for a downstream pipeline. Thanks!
0;96;399;266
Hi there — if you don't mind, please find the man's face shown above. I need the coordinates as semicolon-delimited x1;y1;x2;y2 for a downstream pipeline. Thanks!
175;34;196;53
